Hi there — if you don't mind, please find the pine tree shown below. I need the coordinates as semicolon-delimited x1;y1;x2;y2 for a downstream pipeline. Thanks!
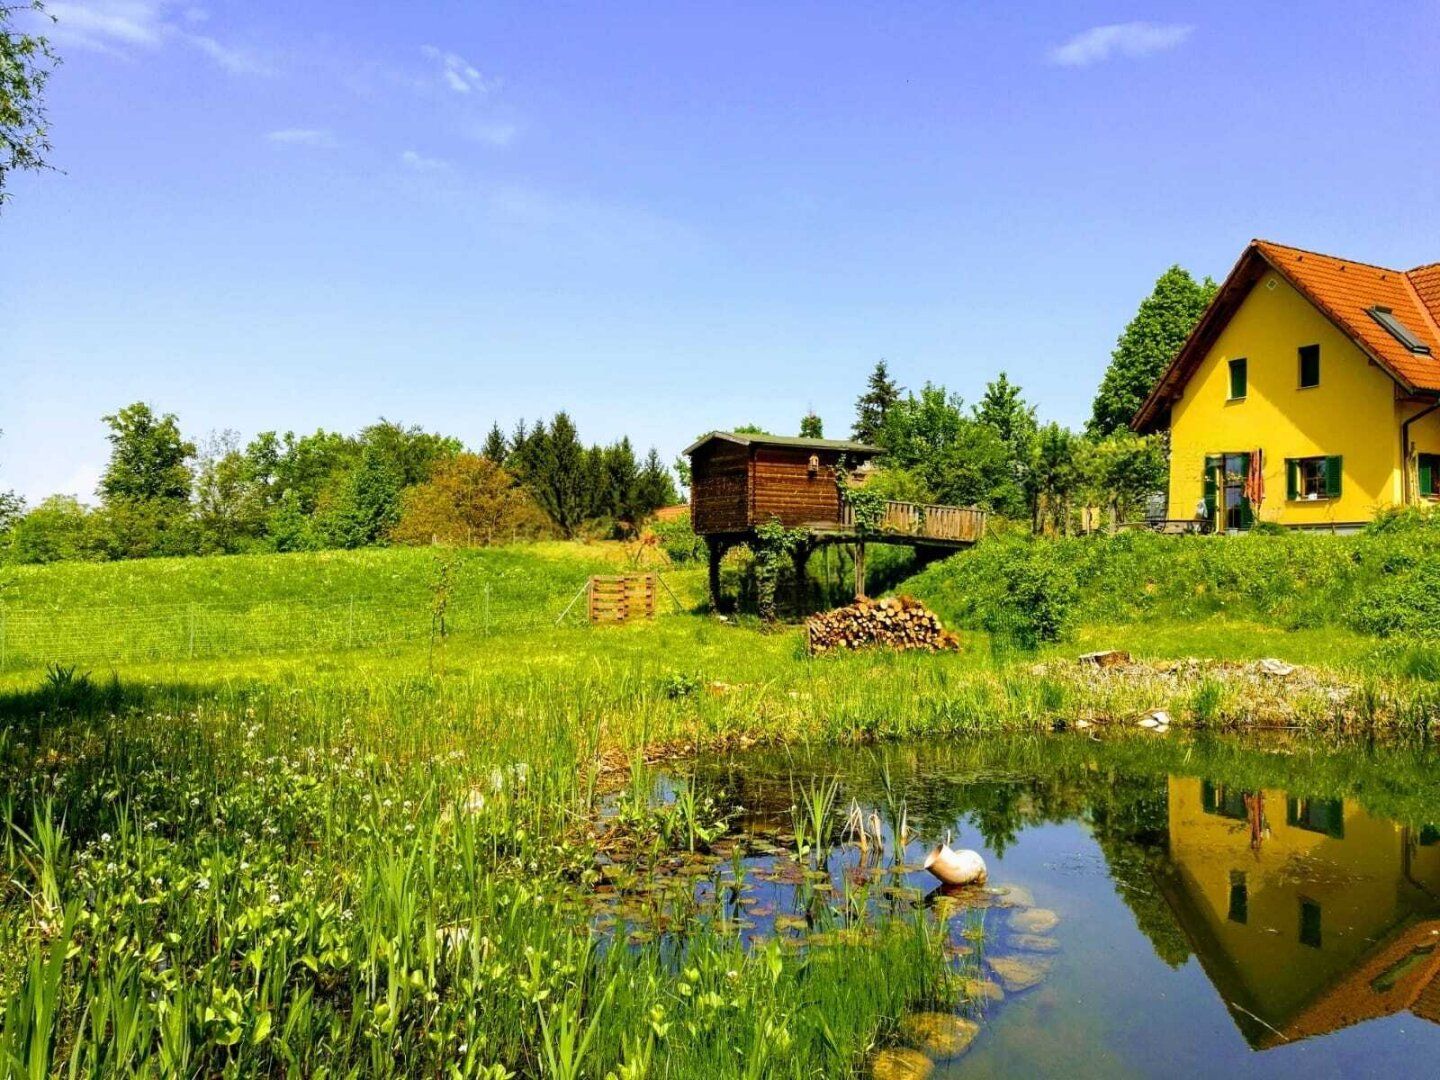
853;360;901;444
520;412;591;538
974;372;1038;518
481;422;509;464
799;412;824;438
635;448;678;514
1088;266;1218;436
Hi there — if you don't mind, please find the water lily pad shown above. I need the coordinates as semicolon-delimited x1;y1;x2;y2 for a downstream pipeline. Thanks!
988;955;1051;993
1011;933;1060;953
959;976;1004;1003
993;883;1034;907
871;1047;935;1080
899;1012;979;1057
1009;907;1060;934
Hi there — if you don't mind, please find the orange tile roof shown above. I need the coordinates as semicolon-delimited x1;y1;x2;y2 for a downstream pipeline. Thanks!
1133;240;1440;431
1254;241;1440;391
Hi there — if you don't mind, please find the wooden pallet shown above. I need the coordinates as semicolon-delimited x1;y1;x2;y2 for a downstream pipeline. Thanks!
588;574;657;623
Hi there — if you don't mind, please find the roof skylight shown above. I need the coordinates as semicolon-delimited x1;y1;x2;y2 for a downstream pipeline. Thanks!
1368;306;1432;354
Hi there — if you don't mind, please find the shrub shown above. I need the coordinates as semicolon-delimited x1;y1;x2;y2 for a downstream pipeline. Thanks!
651;511;705;563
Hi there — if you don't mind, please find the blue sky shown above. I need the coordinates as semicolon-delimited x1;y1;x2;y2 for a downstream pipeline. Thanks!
3;1;1438;502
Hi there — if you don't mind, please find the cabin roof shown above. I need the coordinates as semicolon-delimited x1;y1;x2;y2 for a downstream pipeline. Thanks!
1133;239;1440;432
684;431;882;456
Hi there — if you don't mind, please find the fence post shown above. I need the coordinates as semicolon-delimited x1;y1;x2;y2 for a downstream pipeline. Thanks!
0;602;6;672
484;584;491;635
347;596;355;649
188;604;196;659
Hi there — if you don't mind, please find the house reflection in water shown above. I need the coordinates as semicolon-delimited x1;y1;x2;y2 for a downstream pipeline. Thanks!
1159;778;1440;1047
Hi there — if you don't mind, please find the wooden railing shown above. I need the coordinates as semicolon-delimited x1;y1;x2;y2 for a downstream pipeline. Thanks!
838;500;987;543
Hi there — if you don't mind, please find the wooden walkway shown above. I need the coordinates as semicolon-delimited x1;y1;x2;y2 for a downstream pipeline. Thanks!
827;500;988;547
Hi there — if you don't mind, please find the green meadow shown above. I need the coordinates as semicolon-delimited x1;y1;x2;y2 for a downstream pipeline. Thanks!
2;532;1439;1077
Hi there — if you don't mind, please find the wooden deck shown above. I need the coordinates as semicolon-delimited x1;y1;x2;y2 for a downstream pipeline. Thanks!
827;500;988;546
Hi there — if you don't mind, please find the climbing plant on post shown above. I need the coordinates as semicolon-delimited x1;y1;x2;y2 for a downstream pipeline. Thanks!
752;517;807;623
832;460;887;598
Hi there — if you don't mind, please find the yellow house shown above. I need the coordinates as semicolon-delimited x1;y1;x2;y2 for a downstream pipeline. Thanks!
1133;240;1440;530
1161;777;1440;1047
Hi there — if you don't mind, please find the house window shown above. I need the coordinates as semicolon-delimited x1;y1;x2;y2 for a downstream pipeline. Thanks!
1228;871;1248;924
1299;897;1323;949
1286;796;1344;839
1286;456;1342;501
1228;358;1248;400
1298;345;1320;388
1419;454;1440;498
1202;781;1249;821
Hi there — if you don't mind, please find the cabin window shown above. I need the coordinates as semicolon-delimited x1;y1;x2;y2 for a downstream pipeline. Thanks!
1286;456;1342;501
1299;898;1323;949
1419;454;1440;498
1202;781;1249;821
1227;358;1247;400
1298;344;1320;388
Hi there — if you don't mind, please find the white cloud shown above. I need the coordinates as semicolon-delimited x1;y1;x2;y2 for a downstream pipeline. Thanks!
400;149;450;172
1049;22;1193;67
465;121;518;148
266;128;338;148
420;45;494;94
46;1;269;73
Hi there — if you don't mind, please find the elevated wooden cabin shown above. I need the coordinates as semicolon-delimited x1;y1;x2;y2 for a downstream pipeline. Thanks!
686;432;880;536
685;431;986;607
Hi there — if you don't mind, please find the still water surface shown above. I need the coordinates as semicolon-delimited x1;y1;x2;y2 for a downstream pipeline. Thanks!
676;735;1440;1078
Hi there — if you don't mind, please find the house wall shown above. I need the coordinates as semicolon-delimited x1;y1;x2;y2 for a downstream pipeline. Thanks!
1168;274;1403;526
750;448;846;528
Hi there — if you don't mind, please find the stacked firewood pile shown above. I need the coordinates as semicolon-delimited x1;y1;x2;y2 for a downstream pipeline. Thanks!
806;595;960;654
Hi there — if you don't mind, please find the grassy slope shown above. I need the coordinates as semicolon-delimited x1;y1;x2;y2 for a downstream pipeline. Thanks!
1;539;1436;1076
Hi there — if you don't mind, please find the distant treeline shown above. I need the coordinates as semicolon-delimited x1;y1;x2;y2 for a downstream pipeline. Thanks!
0;409;676;564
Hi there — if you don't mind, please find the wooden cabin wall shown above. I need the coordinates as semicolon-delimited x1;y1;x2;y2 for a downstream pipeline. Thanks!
750;448;845;528
691;442;749;533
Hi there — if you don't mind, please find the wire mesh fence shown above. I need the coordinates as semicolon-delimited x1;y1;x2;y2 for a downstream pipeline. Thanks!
0;578;585;672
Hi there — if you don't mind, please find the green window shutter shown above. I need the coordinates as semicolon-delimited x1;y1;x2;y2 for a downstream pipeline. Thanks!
1325;456;1343;498
1229;359;1247;399
1286;459;1299;500
1420;455;1434;497
1203;455;1220;519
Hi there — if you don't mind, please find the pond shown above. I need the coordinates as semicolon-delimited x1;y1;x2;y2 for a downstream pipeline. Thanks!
636;733;1440;1077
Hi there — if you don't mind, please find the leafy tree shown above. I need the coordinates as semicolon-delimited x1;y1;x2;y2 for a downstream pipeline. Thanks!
1083;432;1168;528
974;372;1037;517
358;419;460;487
195;430;265;554
1;2;57;207
259;429;358;515
1028;423;1081;534
90;497;199;559
799;412;824;438
852;359;901;443
877;383;1015;511
391;453;545;546
99;403;195;505
672;454;692;493
5;494;89;563
481;422;509;464
321;444;403;549
263;490;320;553
1088;266;1218;436
732;423;769;435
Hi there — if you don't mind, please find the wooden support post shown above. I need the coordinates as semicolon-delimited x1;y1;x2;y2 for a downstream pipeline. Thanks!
706;538;726;612
791;544;812;617
853;541;867;601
